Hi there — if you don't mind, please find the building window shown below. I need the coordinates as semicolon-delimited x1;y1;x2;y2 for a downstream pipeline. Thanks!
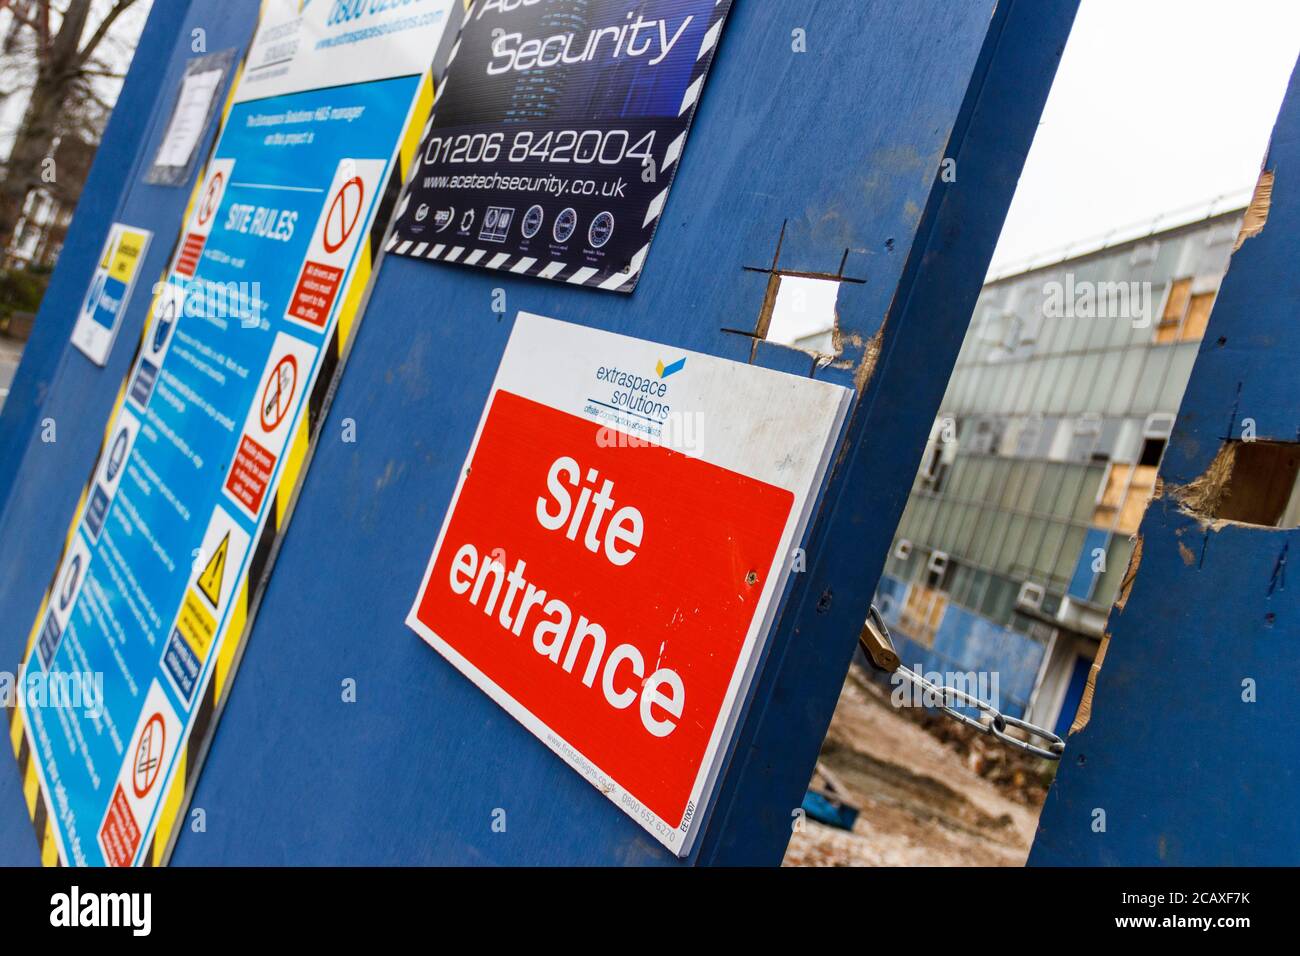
1130;239;1159;265
1068;414;1102;461
925;551;950;590
1017;581;1046;611
1139;413;1175;467
1156;277;1216;343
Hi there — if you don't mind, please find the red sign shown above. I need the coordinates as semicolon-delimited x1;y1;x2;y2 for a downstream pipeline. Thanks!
176;170;225;277
287;261;344;327
225;433;276;515
175;232;206;277
99;784;141;867
410;390;793;829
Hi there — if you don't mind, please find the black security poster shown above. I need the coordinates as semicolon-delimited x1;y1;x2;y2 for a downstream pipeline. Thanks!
388;0;733;292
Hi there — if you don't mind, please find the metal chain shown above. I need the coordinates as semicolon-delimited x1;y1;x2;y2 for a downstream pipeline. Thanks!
867;605;1066;761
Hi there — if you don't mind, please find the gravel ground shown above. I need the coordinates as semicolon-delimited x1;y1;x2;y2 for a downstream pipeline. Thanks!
783;668;1045;867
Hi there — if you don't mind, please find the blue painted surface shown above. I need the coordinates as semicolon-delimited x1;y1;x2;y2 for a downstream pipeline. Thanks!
936;605;1043;717
0;0;258;866
1054;653;1090;739
0;1;201;512
890;604;1044;718
801;791;859;831
0;0;1075;865
1069;527;1108;600
875;573;907;626
1032;60;1300;866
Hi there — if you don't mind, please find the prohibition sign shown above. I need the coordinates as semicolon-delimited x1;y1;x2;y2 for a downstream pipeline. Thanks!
322;175;365;254
132;713;165;798
260;354;298;433
197;171;224;228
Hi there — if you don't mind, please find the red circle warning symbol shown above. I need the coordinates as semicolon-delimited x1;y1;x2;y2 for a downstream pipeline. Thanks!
132;713;165;799
322;175;365;254
197;171;224;227
260;354;298;433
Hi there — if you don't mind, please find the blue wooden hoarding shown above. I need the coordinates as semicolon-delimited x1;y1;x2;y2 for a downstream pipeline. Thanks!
0;0;1075;865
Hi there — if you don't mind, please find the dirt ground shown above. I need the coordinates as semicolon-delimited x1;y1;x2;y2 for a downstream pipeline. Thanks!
782;667;1053;867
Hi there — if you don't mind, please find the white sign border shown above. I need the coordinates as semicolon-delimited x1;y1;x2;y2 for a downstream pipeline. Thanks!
405;312;851;856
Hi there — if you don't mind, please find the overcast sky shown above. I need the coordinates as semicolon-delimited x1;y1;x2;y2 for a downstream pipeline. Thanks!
990;0;1300;272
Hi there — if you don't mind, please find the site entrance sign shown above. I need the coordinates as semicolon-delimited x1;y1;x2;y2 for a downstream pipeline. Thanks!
407;313;850;854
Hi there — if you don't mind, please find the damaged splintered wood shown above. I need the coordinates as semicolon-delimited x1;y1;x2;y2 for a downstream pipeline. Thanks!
732;220;865;365
1075;438;1300;736
1070;533;1142;736
1173;440;1300;528
1234;168;1274;252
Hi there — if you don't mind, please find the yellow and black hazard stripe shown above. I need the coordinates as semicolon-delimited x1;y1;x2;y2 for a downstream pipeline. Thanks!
6;6;262;866
11;0;446;867
140;66;440;869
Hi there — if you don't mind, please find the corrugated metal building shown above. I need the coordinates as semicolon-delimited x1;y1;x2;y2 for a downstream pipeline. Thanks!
868;205;1246;736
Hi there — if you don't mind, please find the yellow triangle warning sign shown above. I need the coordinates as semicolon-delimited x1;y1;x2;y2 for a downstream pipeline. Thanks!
197;532;229;609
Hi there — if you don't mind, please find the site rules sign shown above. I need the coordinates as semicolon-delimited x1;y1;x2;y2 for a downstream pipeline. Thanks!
70;223;153;366
388;0;734;292
14;0;456;866
408;314;851;853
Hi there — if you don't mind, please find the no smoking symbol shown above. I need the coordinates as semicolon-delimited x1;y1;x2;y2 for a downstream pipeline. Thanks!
133;713;165;799
260;355;298;433
197;171;224;227
322;175;365;253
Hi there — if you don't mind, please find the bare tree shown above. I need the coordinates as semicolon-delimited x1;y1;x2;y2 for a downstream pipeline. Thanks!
0;0;144;253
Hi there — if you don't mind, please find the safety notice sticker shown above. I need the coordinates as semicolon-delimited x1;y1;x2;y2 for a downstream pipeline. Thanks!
70;223;152;366
387;0;734;292
406;313;851;855
15;0;456;866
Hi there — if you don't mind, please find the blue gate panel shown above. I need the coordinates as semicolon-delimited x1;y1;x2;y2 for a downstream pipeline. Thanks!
0;0;1076;865
1031;61;1300;867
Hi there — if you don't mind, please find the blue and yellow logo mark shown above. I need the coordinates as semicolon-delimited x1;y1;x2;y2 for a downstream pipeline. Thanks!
656;357;686;379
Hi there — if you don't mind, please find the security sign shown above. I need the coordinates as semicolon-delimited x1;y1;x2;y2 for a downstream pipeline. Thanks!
407;314;850;854
389;0;735;292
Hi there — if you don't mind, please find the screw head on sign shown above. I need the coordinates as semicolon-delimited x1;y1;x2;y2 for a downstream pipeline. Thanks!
745;570;759;586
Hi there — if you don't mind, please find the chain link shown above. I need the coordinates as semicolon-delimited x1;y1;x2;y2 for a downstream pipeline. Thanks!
868;605;1066;761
